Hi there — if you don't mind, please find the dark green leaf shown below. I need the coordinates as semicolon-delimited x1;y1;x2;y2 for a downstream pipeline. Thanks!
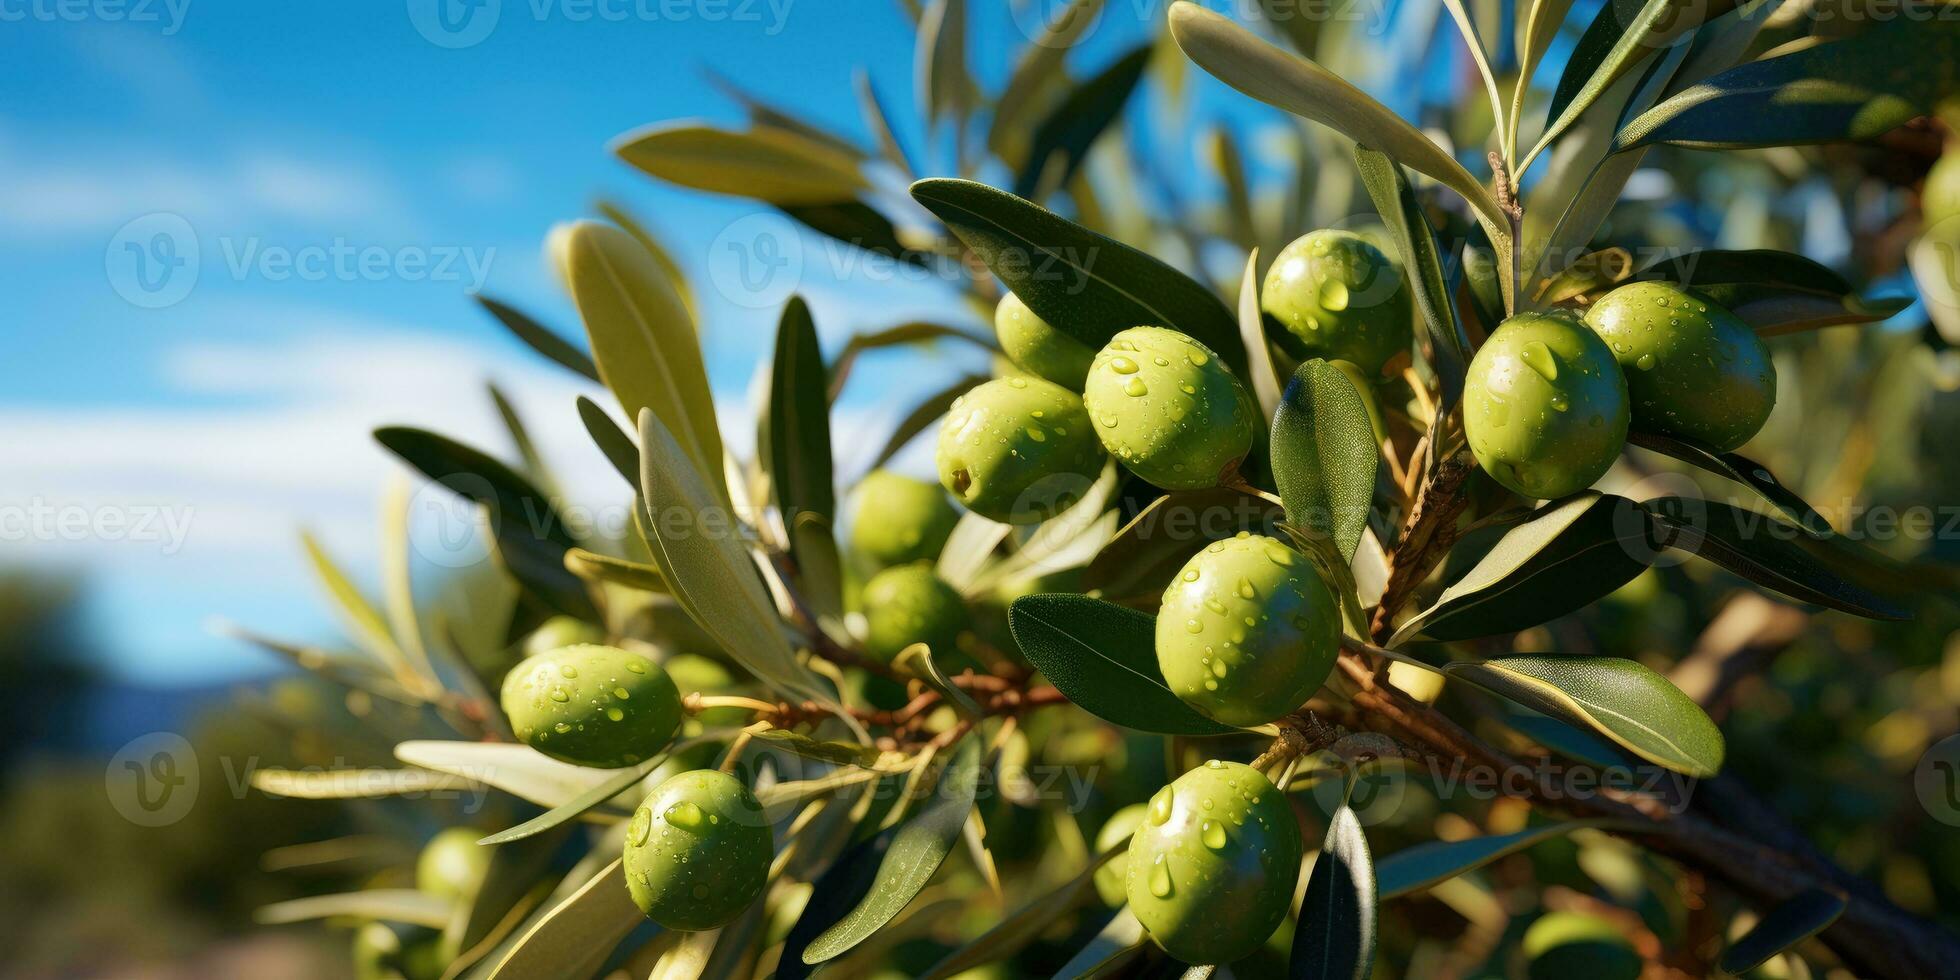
1633;248;1853;296
780;200;926;266
575;396;639;490
1543;0;1649;130
475;296;599;381
1445;655;1726;776
1377;821;1606;898
1007;594;1236;736
766;296;837;524
1720;888;1847;974
917;0;970;127
777;819;899;980
910;177;1248;375
855;67;918;177
1392;493;1655;644
803;735;984;963
1501;712;1634;769
1625;431;1831;535
1013;43;1151;199
1353;147;1466;407
1645;497;1910;619
1534;0;1740;164
374;427;595;618
1617;19;1960;151
1272;360;1379;563
1291;804;1376;980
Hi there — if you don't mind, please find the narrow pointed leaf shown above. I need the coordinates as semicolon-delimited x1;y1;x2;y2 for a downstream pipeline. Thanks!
991;0;1107;161
1007;594;1234;735
300;530;403;665
613;122;866;205
1055;907;1149;978
803;735;984;963
475;295;600;381
1352;147;1467;404
249;767;479;800
256;889;452;929
1625;431;1831;535
1084;488;1281;601
780;200;925;266
920;848;1119;979
485;859;643;980
1013;43;1151;199
1377;821;1608;898
766;296;837;524
830;322;993;402
872;372;988;467
1720;888;1847;974
1292;805;1376;980
1646;497;1909;619
1534;0;1741;164
593;199;696;321
478;753;667;846
910;178;1248;375
576;396;639;490
394;741;616;809
917;0;970;127
1236;249;1284;423
1272;360;1379;563
1393;493;1655;644
1444;655;1726;776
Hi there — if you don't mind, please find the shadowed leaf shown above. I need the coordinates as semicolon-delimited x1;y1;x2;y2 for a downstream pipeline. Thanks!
1007;594;1235;735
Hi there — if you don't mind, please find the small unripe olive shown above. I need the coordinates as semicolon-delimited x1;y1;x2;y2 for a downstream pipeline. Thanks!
415;827;491;904
1464;311;1630;499
352;921;445;980
1156;533;1340;727
1083;327;1255;490
623;769;773;931
847;469;960;568
1126;760;1303;965
936;376;1107;524
501;644;683;769
1262;230;1412;375
995;291;1097;388
1093;803;1149;906
523;615;604;658
860;563;968;662
1583;281;1776;452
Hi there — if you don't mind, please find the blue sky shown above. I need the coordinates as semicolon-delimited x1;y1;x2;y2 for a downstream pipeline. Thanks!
2;0;1508;685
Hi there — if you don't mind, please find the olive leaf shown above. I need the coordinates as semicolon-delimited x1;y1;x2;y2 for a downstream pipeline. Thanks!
256;889;453;929
829;322;994;402
451;825;575;962
299;529;404;667
1013;42;1151;200
920;847;1119;979
802;735;984;963
1500;712;1634;769
916;0;969;128
1272;360;1379;564
1391;493;1655;645
1633;247;1853;295
1720;887;1848;974
485;859;644;980
613;122;867;205
1509;0;1581;158
1055;907;1149;978
1291;804;1377;980
374;426;596;619
488;383;552;497
474;295;599;381
1007;594;1236;736
637;410;833;704
393;741;616;809
775;809;903;980
1644;497;1909;620
477;753;668;846
1236;250;1286;422
593;198;696;321
576;395;639;490
249;767;478;800
894;642;983;719
1352;147;1468;402
1624;431;1831;535
909;178;1248;375
564;221;725;492
780;200;924;267
752;728;891;770
990;0;1107;162
764;296;838;546
1617;18;1960;152
563;547;664;594
700;66;865;160
1377;821;1609;898
1444;656;1726;777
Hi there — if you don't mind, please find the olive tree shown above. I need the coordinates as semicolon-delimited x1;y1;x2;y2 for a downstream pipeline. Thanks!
242;2;1960;977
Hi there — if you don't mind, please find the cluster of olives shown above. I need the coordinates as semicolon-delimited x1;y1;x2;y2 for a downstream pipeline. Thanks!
1465;280;1777;499
497;637;773;932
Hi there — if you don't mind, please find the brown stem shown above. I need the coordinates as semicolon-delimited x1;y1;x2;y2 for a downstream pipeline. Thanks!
1369;451;1475;642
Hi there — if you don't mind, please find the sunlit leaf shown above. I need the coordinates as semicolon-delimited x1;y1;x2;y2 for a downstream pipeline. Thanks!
917;0;970;128
256;889;453;929
1444;655;1726;776
1272;360;1379;563
485;859;643;980
1235;248;1285;423
1007;594;1235;735
394;741;615;809
1054;907;1149;978
613;122;866;205
1353;147;1470;396
250;767;479;800
1531;0;1740;167
478;754;667;846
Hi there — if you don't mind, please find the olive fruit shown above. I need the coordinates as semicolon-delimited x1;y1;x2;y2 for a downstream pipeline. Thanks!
936;376;1107;524
847;469;959;568
1156;533;1341;727
352;921;445;980
1093;803;1149;906
995;291;1097;388
1464;310;1630;499
1083;326;1255;490
1583;281;1776;452
623;770;773;930
415;827;491;904
1126;760;1303;964
1925;151;1960;229
500;644;683;768
1262;229;1412;375
860;563;968;662
523;615;604;658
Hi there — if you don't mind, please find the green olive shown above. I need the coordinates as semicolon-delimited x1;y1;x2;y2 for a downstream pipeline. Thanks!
860;563;969;663
936;376;1107;524
1925;151;1960;229
1082;326;1255;490
1583;281;1776;452
1464;310;1630;499
415;827;491;904
1093;803;1149;906
995;291;1097;388
847;469;960;567
500;644;683;769
523;615;604;658
623;770;773;930
1126;760;1303;964
1156;533;1341;727
352;921;445;980
1262;230;1412;375
661;653;750;727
